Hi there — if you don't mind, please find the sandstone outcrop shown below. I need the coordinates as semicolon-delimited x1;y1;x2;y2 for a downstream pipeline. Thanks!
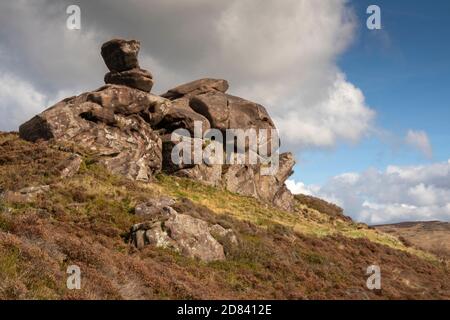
19;38;296;210
160;78;295;210
20;85;165;181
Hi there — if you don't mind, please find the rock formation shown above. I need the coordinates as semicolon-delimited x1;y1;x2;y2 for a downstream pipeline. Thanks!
160;78;296;211
19;38;296;210
19;86;166;181
130;199;237;262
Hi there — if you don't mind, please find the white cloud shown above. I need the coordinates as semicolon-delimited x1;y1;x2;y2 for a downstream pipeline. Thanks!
285;180;318;196
0;1;105;95
405;130;433;158
0;72;48;131
288;160;450;224
275;73;375;148
0;71;76;131
0;0;375;153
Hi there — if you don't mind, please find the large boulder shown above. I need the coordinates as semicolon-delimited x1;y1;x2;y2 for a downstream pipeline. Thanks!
161;78;229;100
163;79;275;135
130;204;234;262
101;39;141;72
164;212;225;261
190;92;275;134
163;80;277;159
156;98;210;135
161;78;295;210
222;152;295;211
19;85;165;181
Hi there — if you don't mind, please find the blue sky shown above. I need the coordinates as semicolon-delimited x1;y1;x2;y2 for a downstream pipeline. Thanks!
293;0;450;185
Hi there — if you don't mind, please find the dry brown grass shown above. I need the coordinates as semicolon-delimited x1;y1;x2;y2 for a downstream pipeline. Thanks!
1;132;449;300
375;222;450;260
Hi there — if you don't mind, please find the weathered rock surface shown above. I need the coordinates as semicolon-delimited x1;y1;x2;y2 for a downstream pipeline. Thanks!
209;224;239;246
105;68;154;92
160;131;295;209
175;164;223;187
19;85;165;181
163;79;275;136
190;92;275;135
130;203;236;262
221;152;295;211
161;78;229;100
160;77;295;209
156;98;210;135
101;39;141;72
134;197;176;218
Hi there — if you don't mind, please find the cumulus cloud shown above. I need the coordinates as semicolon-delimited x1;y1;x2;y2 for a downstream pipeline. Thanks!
0;0;374;152
275;73;375;148
285;180;318;196
405;130;433;158
0;72;48;131
0;72;73;131
287;160;450;224
0;1;104;95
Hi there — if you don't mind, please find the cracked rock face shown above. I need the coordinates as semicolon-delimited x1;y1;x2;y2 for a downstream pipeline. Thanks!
105;68;154;93
161;78;296;210
19;85;165;181
220;152;296;211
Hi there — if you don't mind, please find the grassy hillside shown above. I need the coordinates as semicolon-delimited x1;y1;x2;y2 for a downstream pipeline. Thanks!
0;132;448;299
375;221;450;260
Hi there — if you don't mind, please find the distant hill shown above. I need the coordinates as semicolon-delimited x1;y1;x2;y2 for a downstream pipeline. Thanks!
375;221;450;259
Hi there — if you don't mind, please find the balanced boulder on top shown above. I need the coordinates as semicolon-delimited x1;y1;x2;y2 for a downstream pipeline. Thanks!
101;38;141;71
101;39;154;92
